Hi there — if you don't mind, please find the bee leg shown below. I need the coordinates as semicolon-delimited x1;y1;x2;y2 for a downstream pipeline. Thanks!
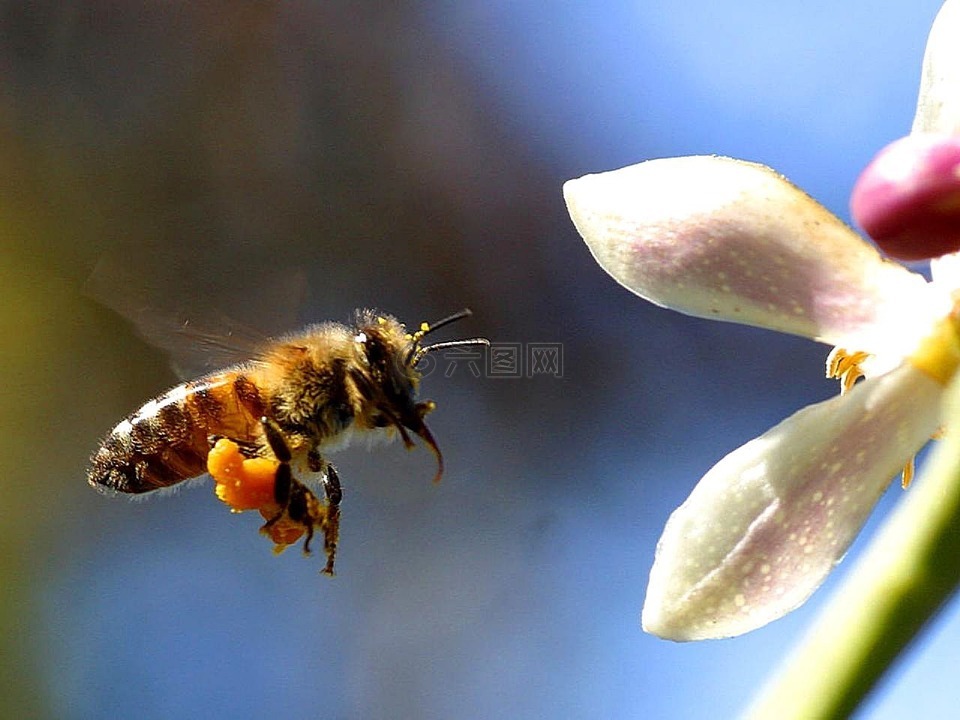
285;480;316;554
308;448;342;576
259;417;293;531
320;465;341;575
260;417;338;575
260;461;291;531
260;416;293;464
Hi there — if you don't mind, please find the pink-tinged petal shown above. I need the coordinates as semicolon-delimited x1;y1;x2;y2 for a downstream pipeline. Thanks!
642;362;942;641
851;134;960;261
564;157;933;352
913;0;960;135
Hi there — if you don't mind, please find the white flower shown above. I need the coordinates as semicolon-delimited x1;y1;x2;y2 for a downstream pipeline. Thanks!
564;156;960;640
913;0;960;136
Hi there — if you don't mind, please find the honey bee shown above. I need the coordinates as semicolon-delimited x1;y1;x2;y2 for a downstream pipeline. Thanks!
88;308;488;575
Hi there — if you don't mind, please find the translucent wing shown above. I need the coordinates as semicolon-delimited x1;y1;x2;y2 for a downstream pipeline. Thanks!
85;255;307;378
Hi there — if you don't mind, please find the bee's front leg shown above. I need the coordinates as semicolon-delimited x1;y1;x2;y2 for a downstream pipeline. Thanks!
259;417;339;575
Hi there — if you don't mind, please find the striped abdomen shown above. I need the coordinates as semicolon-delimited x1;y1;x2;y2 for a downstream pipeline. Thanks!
88;370;267;494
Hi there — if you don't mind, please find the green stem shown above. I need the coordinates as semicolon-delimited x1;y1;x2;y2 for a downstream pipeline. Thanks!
745;380;960;719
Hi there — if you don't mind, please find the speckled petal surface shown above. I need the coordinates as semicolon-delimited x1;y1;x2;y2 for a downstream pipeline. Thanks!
564;157;938;353
641;361;942;641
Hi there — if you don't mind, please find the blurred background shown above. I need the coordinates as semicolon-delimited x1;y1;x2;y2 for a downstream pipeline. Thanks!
0;1;954;718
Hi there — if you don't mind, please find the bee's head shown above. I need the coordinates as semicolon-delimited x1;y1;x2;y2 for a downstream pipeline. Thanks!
352;309;488;482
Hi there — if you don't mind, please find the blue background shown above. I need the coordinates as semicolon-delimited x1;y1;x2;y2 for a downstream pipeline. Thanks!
2;1;955;718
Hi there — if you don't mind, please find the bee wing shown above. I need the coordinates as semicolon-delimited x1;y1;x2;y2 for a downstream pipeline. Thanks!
132;311;270;378
85;255;306;378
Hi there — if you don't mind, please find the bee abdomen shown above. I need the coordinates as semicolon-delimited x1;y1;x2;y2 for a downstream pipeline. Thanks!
88;373;265;494
87;426;207;494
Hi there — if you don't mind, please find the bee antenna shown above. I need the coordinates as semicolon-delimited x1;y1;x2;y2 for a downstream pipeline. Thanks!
406;309;481;365
420;309;473;338
412;337;489;366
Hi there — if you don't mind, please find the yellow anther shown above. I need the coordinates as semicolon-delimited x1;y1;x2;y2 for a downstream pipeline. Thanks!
900;309;960;490
901;457;915;489
827;315;960;495
826;348;871;395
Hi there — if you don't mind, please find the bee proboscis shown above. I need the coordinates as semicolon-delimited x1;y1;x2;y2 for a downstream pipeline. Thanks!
88;308;488;574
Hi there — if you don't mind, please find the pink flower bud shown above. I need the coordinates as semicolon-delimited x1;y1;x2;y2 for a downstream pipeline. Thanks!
851;134;960;261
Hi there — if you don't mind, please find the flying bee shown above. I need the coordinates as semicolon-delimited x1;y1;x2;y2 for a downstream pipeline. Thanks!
87;308;489;575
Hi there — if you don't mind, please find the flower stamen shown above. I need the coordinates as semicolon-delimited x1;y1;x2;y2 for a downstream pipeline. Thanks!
901;456;916;489
826;348;871;395
897;311;960;489
827;348;921;488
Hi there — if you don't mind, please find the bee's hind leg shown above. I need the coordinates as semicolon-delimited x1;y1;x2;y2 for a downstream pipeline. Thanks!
258;417;293;531
260;416;339;575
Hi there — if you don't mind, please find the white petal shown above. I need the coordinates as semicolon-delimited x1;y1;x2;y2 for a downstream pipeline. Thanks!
642;362;943;641
564;157;934;352
913;0;960;135
931;250;960;288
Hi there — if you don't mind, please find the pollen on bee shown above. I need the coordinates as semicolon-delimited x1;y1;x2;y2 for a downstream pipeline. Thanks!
208;438;280;511
207;438;308;548
260;513;309;549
